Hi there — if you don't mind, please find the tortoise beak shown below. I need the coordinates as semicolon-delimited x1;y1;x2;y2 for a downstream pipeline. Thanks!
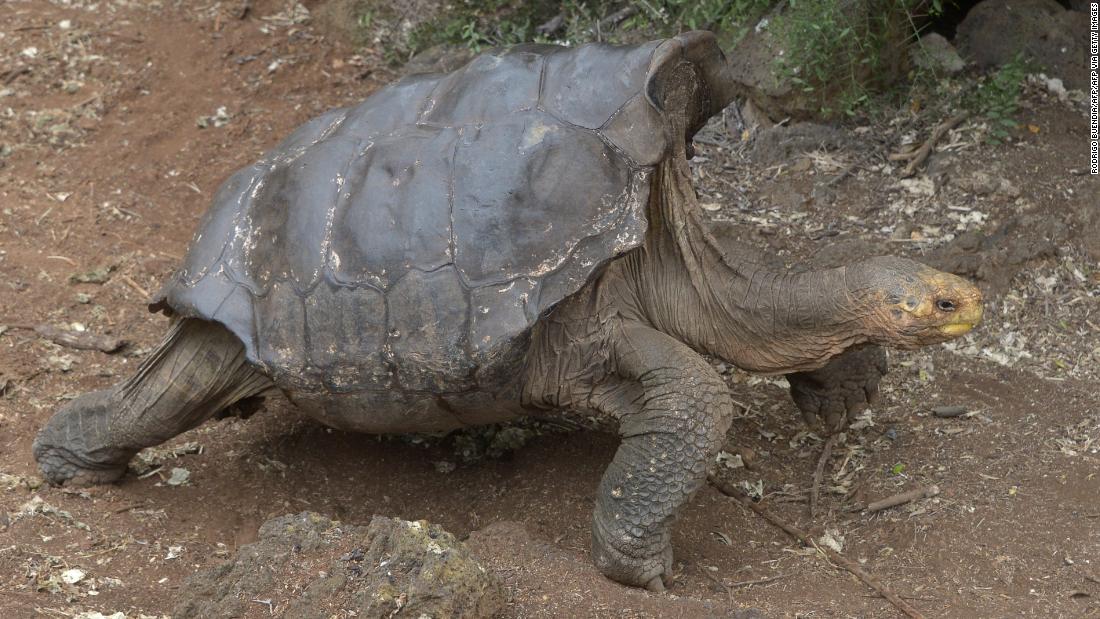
939;322;975;336
937;292;983;337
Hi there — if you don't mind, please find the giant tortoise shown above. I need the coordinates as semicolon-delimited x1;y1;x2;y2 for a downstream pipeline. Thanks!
34;32;982;590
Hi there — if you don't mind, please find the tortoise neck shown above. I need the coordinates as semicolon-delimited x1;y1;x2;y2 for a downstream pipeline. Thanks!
632;157;871;374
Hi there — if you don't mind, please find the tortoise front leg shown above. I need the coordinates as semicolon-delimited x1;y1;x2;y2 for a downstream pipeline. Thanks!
588;323;733;590
33;319;274;486
786;344;888;433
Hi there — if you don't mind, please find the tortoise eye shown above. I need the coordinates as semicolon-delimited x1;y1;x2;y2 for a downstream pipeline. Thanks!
936;299;956;312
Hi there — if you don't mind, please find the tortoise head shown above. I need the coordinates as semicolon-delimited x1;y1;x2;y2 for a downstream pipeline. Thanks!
849;256;983;348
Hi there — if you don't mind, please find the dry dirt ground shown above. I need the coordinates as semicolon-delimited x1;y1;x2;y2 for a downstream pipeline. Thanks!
1;1;1098;618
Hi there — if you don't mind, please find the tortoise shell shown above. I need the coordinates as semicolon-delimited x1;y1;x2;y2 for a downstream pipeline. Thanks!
151;32;733;396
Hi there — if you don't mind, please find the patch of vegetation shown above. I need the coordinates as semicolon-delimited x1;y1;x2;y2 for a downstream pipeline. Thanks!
352;0;773;65
771;0;933;118
348;0;1005;127
961;53;1030;143
614;0;773;45
405;0;556;56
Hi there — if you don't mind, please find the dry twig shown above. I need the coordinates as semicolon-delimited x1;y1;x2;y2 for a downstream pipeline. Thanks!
811;433;840;518
708;473;927;619
893;112;969;177
5;324;125;353
729;573;789;588
864;485;940;513
121;274;151;298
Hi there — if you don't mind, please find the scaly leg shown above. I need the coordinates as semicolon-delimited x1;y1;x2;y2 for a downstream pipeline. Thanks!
33;319;274;486
588;323;733;590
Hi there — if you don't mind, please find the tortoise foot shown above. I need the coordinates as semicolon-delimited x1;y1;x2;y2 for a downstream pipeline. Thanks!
788;345;888;433
33;390;134;486
591;519;673;591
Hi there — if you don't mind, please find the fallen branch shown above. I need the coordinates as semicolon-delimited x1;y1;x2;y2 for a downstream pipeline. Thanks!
698;565;734;605
5;324;125;353
708;473;927;619
888;146;920;161
894;112;969;178
811;434;840;518
113;502;148;514
2;67;31;85
700;566;788;605
729;573;789;588
865;486;940;513
863;594;937;602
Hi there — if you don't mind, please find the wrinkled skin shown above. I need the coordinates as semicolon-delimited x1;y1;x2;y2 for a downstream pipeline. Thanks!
516;148;981;589
34;320;274;486
33;37;983;592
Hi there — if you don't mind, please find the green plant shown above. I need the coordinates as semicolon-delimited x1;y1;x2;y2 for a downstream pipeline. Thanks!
963;52;1030;143
404;0;771;58
624;0;771;40
772;0;929;118
357;8;374;29
405;0;556;57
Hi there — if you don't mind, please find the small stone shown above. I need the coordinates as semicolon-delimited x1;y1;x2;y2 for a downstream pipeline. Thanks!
932;405;968;418
61;568;86;584
48;354;76;372
910;33;964;74
738;446;758;470
166;467;190;486
197;106;231;129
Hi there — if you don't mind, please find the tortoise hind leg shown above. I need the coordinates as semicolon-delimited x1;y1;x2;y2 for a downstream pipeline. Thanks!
33;318;274;486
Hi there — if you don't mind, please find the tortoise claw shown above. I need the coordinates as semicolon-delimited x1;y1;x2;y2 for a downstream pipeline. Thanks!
645;575;667;593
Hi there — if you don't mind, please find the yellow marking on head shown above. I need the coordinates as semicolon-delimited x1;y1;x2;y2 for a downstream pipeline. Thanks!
905;297;934;318
939;323;974;336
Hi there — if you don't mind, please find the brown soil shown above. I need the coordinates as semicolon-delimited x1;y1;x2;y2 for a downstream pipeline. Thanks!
1;2;1098;618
